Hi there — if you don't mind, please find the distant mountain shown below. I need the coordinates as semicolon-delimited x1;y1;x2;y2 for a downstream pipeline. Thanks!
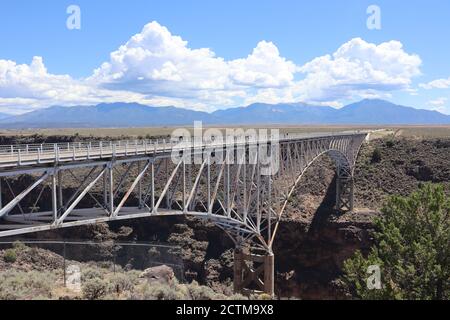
0;103;211;128
211;99;450;125
211;102;338;124
0;99;449;128
333;99;450;124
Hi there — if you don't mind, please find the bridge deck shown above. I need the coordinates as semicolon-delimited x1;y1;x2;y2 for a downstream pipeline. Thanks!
0;131;366;169
0;207;247;237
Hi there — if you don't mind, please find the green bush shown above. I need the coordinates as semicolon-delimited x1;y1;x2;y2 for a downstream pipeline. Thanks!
342;184;450;300
385;139;395;148
3;249;17;263
82;278;109;300
371;148;382;163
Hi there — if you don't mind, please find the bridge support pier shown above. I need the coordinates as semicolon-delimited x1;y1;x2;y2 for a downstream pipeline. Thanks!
336;173;354;212
233;248;274;297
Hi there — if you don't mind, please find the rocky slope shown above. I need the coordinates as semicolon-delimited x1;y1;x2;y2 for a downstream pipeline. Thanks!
0;242;247;300
274;137;449;298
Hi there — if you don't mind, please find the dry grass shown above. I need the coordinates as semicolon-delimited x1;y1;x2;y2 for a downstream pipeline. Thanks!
1;125;449;139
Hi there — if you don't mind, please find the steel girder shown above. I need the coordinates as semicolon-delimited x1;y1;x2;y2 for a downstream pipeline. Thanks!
0;133;367;295
0;134;367;243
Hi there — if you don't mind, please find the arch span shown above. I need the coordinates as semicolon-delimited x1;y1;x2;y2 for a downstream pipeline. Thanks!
268;148;352;247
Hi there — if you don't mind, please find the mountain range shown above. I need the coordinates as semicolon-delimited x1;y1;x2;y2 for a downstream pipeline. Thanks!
0;99;449;128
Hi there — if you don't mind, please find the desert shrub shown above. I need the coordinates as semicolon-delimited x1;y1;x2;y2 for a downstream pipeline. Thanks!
371;148;382;163
12;241;28;252
343;184;450;300
186;281;221;300
167;247;182;256
136;283;187;300
82;278;109;300
385;139;395;148
3;249;17;263
148;247;161;259
109;272;138;294
81;267;103;281
0;270;56;300
96;261;115;270
130;279;231;301
258;293;273;300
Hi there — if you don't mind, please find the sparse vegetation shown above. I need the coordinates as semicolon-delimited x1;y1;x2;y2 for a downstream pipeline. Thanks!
12;241;28;251
81;267;104;282
0;244;246;300
0;270;57;300
355;137;450;209
186;280;221;300
2;125;450;142
131;279;246;300
2;241;29;263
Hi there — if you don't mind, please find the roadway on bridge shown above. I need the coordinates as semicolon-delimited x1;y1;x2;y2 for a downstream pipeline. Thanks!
0;131;368;169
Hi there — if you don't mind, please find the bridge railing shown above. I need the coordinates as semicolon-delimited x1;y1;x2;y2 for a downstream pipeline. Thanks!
0;131;367;167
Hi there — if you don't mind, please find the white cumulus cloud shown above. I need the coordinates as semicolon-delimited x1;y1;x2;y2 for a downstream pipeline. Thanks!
0;56;73;100
0;56;172;114
0;22;424;114
89;22;297;108
228;41;297;88
420;77;450;89
294;38;422;103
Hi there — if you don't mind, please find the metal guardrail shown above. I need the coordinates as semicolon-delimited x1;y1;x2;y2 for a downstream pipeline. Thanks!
0;131;368;168
0;240;186;284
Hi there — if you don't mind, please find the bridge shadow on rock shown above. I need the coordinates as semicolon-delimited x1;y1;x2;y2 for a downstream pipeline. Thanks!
307;175;338;235
273;171;351;299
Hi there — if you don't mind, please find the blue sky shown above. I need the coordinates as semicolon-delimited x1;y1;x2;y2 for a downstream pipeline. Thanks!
0;0;449;114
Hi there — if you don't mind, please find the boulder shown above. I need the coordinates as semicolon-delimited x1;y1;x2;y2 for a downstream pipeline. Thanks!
139;265;175;284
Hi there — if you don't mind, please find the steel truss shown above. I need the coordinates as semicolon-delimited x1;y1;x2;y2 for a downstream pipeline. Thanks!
0;132;367;296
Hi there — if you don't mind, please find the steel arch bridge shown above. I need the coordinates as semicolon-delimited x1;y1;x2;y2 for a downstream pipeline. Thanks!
0;131;367;296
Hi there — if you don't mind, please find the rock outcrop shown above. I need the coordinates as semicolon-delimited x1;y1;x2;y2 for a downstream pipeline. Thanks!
140;265;175;285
